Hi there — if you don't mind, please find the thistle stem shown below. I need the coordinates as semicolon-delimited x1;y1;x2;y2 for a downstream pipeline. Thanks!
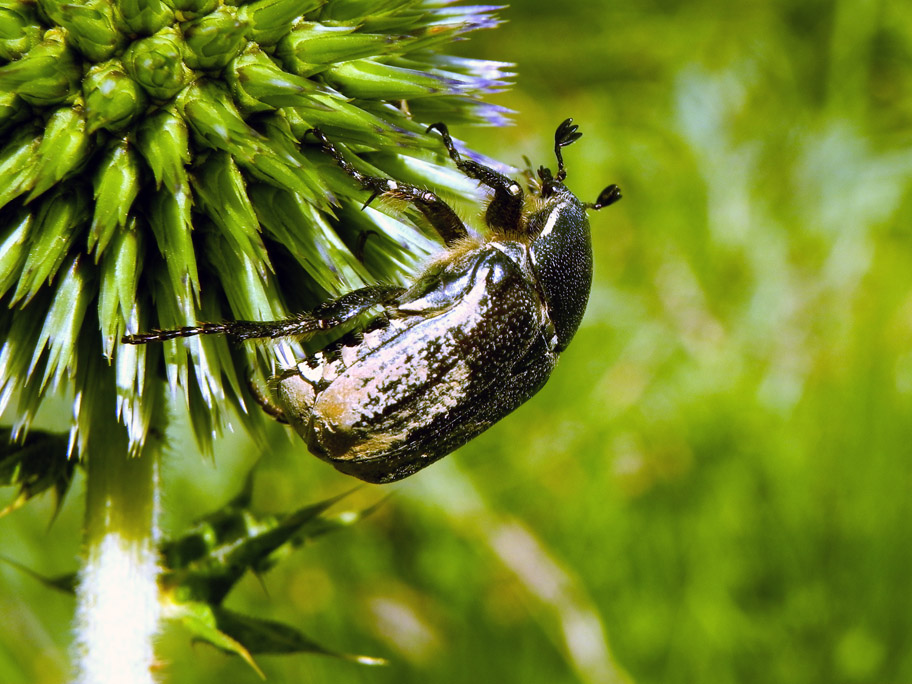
73;437;161;684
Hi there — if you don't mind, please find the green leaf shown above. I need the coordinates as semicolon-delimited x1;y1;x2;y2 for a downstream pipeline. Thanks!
90;138;142;256
147;184;199;315
0;428;76;519
286;92;405;146
12;182;88;306
191;151;270;269
178;80;320;203
55;0;122;61
0;204;32;298
28;105;94;202
135;107;191;193
227;45;325;111
115;343;162;455
211;607;386;664
83;59;148;133
323;58;454;100
122;27;192;100
0;554;77;593
160;0;217;18
28;255;93;392
249;183;371;294
239;0;322;46
276;22;408;77
182;5;248;71
0;90;28;136
0;1;43;61
165;601;265;678
117;0;174;35
0;122;41;211
202;226;282;323
0;293;47;422
98;217;142;356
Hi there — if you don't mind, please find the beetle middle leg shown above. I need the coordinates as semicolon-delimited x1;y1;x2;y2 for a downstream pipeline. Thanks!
305;128;469;247
122;284;405;344
426;122;525;237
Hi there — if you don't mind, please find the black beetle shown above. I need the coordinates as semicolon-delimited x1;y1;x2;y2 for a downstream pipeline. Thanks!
123;120;621;483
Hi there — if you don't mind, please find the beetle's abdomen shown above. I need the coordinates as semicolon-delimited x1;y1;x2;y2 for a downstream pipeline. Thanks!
276;247;549;483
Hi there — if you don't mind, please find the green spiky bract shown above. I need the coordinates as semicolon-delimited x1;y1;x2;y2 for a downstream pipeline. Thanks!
0;1;511;681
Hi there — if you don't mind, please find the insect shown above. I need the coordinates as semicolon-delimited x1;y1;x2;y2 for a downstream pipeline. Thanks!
124;120;621;483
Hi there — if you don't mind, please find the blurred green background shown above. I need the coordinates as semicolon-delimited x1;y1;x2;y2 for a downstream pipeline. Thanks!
3;0;912;682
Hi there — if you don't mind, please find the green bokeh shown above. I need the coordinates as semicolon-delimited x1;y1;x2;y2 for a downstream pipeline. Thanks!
3;1;912;682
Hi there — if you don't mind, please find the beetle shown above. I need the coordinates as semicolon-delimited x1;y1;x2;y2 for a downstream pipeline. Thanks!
123;119;621;483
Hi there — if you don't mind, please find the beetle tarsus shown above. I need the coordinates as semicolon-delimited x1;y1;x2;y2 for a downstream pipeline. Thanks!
121;285;406;345
121;323;231;344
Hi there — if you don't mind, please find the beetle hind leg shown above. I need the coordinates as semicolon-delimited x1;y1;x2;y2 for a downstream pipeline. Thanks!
122;285;405;345
305;128;469;247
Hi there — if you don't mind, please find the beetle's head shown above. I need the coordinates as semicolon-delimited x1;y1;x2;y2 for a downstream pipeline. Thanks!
526;119;621;352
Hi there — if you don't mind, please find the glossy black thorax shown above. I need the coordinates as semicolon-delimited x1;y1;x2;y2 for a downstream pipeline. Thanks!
525;185;593;352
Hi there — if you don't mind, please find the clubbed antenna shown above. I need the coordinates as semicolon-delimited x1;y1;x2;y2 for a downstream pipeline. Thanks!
554;118;582;182
586;184;623;211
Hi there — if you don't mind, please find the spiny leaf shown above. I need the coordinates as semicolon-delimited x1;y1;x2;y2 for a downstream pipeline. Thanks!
276;22;408;77
211;607;386;664
12;182;89;306
90;138;142;256
0;204;32;298
0;122;41;211
160;483;360;604
0;28;80;105
191;151;271;269
0;2;43;61
28;255;93;392
98;217;142;356
182;5;248;71
239;0;323;46
83;59;148;133
122;27;192;100
0;428;76;519
146;184;198;314
165;600;266;679
323;59;456;100
117;0;174;38
0;554;77;594
27;105;94;202
134;107;190;193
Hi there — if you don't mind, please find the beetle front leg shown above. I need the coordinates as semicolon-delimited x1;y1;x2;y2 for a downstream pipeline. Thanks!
122;285;405;344
426;122;525;237
306;128;469;247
